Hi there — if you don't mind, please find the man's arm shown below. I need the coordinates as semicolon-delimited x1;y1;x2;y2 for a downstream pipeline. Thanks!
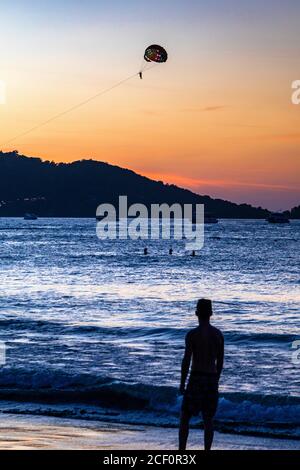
179;332;193;394
216;333;224;379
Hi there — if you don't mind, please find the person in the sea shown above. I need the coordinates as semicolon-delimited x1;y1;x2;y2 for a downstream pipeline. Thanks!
179;299;224;451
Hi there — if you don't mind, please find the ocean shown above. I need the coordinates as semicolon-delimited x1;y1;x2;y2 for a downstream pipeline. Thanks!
0;218;299;439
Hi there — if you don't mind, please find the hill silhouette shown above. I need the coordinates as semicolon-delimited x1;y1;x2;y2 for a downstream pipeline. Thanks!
0;150;287;218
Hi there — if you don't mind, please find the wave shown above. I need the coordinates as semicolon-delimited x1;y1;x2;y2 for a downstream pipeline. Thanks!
0;317;297;345
0;368;299;439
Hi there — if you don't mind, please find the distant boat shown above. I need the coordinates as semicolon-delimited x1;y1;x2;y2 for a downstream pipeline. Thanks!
191;211;218;224
267;212;290;224
24;213;38;220
96;215;138;221
96;212;219;224
204;213;219;224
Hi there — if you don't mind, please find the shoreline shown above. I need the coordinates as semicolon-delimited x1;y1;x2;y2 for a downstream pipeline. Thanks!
0;413;299;450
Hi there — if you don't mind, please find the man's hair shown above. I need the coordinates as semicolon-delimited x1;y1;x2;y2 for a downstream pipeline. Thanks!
195;298;212;319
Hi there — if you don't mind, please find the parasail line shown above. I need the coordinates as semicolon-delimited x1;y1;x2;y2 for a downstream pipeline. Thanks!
1;71;141;149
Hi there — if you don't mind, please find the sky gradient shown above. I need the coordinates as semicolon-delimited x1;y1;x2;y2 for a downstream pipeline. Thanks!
1;0;300;210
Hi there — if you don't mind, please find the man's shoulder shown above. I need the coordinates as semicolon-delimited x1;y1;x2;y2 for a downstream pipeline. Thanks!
209;324;224;340
185;327;199;340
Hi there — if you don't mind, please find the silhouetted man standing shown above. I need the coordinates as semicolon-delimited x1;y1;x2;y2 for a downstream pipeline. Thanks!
179;299;224;450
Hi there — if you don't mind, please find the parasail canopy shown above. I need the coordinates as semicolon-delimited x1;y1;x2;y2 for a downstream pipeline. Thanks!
144;44;168;63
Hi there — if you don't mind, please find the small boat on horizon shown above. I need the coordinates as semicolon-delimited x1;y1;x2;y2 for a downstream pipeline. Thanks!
24;213;38;220
204;213;219;224
266;212;290;224
192;212;219;224
96;212;219;224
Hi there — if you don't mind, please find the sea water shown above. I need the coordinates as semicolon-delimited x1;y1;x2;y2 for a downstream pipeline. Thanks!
0;218;299;438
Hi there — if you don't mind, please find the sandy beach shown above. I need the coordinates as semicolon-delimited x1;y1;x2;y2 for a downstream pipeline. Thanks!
0;413;299;450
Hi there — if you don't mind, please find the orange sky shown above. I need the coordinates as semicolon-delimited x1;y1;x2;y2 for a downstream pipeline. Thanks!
1;1;300;210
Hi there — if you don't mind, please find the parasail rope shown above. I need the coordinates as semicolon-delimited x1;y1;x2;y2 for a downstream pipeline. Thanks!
0;67;155;149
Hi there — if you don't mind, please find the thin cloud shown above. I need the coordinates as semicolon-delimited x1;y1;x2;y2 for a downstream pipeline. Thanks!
180;105;229;113
142;171;297;192
203;105;229;112
140;109;162;116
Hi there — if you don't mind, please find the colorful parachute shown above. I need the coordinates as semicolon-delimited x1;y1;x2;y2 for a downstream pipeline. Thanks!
144;45;168;63
139;45;168;78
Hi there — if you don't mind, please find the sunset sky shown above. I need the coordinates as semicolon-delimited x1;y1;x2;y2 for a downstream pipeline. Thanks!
1;0;300;210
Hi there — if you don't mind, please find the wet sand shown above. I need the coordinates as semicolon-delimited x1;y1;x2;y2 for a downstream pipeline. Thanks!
0;413;299;450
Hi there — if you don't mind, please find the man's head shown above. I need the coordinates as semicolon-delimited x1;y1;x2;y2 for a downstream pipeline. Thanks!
195;298;212;321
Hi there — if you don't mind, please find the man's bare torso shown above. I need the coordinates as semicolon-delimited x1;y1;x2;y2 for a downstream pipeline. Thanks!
187;324;223;374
